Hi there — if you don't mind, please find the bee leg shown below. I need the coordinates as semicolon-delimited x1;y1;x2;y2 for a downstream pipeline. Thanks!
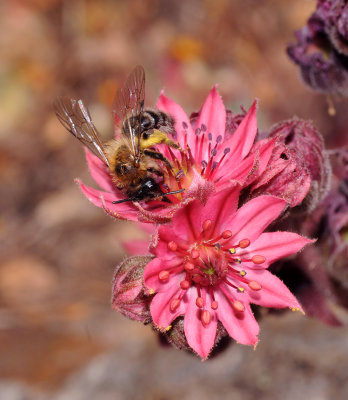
143;149;173;169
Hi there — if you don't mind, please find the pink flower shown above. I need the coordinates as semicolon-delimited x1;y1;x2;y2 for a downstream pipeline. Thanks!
144;186;313;359
78;88;275;223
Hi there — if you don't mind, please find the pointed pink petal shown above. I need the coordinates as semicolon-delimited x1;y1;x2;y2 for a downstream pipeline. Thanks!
157;92;194;150
220;100;258;166
252;137;277;177
123;240;150;256
184;287;218;359
171;184;241;242
150;278;187;330
194;86;226;162
215;287;259;345
77;180;140;221
245;269;303;311
238;232;314;269
85;149;114;192
214;152;256;186
144;257;184;292
225;195;287;243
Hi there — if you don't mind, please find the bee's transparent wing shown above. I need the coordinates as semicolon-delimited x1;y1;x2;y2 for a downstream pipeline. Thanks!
54;97;110;167
112;65;145;156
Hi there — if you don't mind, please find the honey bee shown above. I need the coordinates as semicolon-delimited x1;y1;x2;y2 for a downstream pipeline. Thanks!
54;66;183;204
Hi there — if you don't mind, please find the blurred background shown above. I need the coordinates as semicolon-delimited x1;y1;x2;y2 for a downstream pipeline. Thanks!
1;0;348;399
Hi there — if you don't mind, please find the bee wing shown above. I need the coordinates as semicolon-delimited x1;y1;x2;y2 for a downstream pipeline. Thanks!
112;65;145;156
54;96;110;167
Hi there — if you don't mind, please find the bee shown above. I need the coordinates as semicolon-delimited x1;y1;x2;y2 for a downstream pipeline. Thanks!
54;66;183;204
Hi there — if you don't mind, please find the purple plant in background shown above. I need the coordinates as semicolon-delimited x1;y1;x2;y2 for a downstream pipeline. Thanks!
287;0;348;97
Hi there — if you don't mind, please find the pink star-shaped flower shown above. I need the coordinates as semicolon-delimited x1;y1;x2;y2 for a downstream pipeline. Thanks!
144;186;313;359
78;88;275;223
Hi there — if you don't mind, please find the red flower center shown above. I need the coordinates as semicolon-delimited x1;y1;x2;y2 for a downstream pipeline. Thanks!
157;219;266;326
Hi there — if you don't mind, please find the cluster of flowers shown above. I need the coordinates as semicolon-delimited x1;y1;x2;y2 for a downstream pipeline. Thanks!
79;87;344;359
287;0;348;97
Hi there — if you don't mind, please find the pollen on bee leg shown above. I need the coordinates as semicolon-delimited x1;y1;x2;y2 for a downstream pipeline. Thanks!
201;310;211;325
233;300;245;312
252;255;266;264
248;281;262;291
158;270;170;281
168;241;178;251
170;298;181;312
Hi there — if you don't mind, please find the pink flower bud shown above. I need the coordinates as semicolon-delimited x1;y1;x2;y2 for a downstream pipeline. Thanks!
252;118;331;213
112;256;153;323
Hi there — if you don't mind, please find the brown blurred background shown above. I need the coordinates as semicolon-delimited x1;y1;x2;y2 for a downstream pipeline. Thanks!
1;1;348;399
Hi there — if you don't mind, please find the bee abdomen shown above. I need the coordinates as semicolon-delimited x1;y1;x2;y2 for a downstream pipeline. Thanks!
144;110;174;130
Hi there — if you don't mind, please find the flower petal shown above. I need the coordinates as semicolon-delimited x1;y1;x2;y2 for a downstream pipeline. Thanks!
238;231;314;269
77;180;139;221
171;184;241;241
150;278;187;330
85;149;114;192
225;195;287;243
220;100;258;166
184;287;218;359
144;257;184;292
157;91;194;150
194;86;226;162
215;287;259;345
244;269;303;311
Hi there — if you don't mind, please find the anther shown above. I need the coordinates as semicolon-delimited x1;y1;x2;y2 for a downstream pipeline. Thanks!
252;255;266;264
222;230;232;239
248;281;262;291
229;248;236;254
211;301;218;310
224;147;230;154
180;280;190;290
239;239;250;248
168;241;178;251
158;270;170;281
201;123;207;132
208;133;213;141
170;299;181;312
201;310;211;325
214;243;221;250
240;270;247;276
195;128;201;135
216;135;222;143
184;261;195;271
202;219;212;231
235;258;242;264
237;287;245;293
196;297;204;308
191;249;200;259
233;300;245;312
211;148;217;156
201;160;207;168
182;121;188;129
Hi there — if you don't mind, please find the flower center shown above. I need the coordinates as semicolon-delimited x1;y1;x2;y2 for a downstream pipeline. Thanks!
159;122;230;202
157;219;266;326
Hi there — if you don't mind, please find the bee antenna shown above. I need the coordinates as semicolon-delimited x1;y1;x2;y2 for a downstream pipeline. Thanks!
112;198;136;204
162;188;185;196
